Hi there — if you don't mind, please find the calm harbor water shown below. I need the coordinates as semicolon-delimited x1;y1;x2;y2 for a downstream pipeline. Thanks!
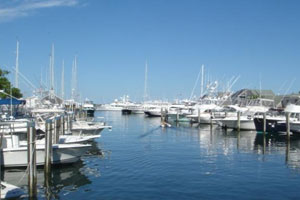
3;111;300;199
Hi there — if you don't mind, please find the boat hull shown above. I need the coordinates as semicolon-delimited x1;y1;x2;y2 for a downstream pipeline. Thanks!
253;117;286;133
72;127;104;135
1;144;90;168
86;109;95;117
291;122;300;134
219;119;256;130
122;109;132;115
144;111;161;117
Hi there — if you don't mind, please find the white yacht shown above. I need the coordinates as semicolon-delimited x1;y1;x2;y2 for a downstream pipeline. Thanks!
98;95;134;111
1;135;91;168
19;135;101;146
121;104;145;114
186;103;223;124
71;120;112;135
216;105;269;130
82;98;95;116
143;101;171;117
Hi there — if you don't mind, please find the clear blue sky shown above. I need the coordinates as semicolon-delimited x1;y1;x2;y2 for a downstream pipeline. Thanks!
0;0;299;103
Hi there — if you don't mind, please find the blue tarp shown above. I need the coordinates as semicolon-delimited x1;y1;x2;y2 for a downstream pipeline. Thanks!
0;98;26;105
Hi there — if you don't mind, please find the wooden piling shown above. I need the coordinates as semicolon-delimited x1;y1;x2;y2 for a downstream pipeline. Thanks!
60;115;65;135
237;111;241;132
67;114;72;134
286;112;290;139
45;119;52;175
54;117;60;144
27;121;37;198
286;137;290;163
263;113;266;134
176;109;179;123
210;111;213;128
198;109;201;124
160;108;164;123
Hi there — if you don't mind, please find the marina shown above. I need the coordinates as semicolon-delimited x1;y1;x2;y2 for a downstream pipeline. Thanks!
0;53;300;199
1;0;300;199
2;112;300;199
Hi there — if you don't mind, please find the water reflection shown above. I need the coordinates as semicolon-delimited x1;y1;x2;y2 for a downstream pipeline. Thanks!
1;140;104;199
254;133;300;170
167;121;300;172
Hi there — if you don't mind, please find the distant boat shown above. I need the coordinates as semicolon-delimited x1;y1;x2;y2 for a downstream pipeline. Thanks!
122;104;144;115
97;95;135;111
121;108;132;115
82;99;95;117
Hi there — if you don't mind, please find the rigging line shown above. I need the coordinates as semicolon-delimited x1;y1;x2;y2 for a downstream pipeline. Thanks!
189;67;202;100
11;67;37;90
276;78;296;108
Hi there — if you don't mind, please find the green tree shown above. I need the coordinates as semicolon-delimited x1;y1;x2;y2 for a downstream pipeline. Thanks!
0;68;23;99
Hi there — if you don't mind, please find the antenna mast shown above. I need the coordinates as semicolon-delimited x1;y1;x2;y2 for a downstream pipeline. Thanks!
15;40;19;88
51;44;55;92
72;56;77;101
61;60;65;100
200;64;204;98
144;60;148;102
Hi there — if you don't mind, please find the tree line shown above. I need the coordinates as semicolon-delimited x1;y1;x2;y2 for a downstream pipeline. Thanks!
0;68;23;99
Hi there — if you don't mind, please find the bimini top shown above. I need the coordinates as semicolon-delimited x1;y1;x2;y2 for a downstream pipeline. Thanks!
0;99;26;105
284;104;300;113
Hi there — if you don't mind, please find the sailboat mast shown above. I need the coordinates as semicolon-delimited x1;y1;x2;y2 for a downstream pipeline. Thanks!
15;40;19;88
49;54;52;90
61;60;65;100
200;64;204;98
144;60;148;102
51;44;55;92
71;56;78;101
74;56;77;100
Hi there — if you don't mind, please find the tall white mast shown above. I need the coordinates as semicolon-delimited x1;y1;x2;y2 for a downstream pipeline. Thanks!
15;40;19;88
51;44;55;92
143;60;148;102
71;59;74;100
49;54;52;90
200;64;204;98
71;56;77;100
61;60;65;100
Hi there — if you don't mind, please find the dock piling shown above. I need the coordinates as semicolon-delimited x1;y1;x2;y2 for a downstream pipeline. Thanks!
263;113;266;134
60;115;65;135
210;111;213;128
198;109;201;125
53;117;60;144
160;108;163;123
67;114;72;134
237;111;241;132
286;112;291;139
45;119;53;175
27;121;37;198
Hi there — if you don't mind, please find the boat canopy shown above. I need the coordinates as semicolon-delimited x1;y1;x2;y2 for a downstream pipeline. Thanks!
0;99;26;105
284;104;300;113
